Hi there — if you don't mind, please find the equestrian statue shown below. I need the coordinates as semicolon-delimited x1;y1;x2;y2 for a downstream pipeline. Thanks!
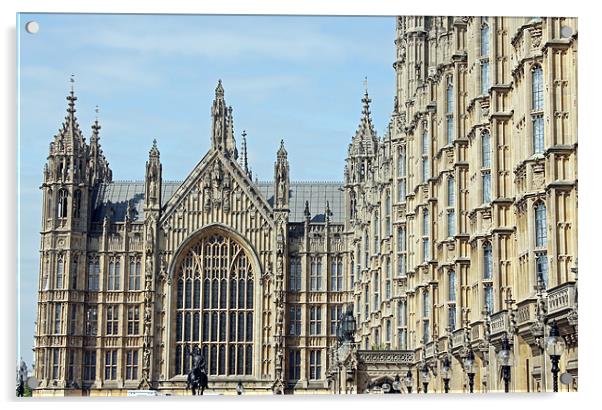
186;345;209;395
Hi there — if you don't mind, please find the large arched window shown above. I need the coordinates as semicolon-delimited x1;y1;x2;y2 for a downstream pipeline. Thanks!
174;233;254;376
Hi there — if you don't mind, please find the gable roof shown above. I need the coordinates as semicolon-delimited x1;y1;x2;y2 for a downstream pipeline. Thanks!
91;180;345;224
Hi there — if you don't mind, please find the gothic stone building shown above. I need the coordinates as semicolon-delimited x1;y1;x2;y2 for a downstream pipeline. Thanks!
33;15;578;396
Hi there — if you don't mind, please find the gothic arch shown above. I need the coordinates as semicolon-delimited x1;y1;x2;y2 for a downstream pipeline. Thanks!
166;224;263;380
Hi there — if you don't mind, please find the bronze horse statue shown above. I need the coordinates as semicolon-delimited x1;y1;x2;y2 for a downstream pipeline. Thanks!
186;346;209;395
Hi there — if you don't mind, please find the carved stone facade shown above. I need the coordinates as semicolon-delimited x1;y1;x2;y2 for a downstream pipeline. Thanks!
335;16;578;394
33;15;577;396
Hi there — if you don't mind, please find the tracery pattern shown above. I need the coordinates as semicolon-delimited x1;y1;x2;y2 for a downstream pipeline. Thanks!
174;233;254;376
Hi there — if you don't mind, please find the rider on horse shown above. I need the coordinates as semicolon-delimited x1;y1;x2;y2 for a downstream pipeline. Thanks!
187;345;209;395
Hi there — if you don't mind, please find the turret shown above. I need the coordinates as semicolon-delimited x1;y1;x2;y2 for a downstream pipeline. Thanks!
211;80;238;158
274;140;290;210
144;139;162;211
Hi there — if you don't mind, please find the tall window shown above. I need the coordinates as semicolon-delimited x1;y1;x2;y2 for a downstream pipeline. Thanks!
289;305;301;336
423;289;430;344
309;306;322;335
448;305;457;331
71;256;78;290
385;258;392;299
482;130;491;168
127;305;140;335
481;20;490;95
53;303;62;334
330;256;343;291
484;242;493;279
104;350;117;380
530;65;545;154
535;202;548;287
448;270;456;330
330;305;343;335
174;233;254;376
309;350;322;380
83;350;96;381
423;208;429;262
481;130;492;204
106;305;119;335
533;114;544;154
447;176;456;237
386;319;392;344
87;257;100;291
422;127;430;183
532;66;544;110
310;256;322;291
449;270;456;302
128;257;141;290
373;212;380;251
288;350;301;380
364;286;369;320
107;257;121;291
385;192;392;236
536;254;549;288
364;230;369;271
125;350;139;380
482;171;491;203
373;272;380;310
397;226;406;276
85;306;97;336
484;284;494;314
447;78;454;144
289;256;302;291
56;254;64;289
69;305;77;335
72;189;82;219
535;203;547;247
398;147;407;203
57;189;68;219
52;349;60;379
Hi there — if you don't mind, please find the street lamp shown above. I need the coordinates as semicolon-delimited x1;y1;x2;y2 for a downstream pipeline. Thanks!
545;321;566;392
441;356;451;393
341;307;357;343
392;374;401;394
403;370;413;394
420;363;430;394
496;334;514;393
236;380;244;395
464;348;475;393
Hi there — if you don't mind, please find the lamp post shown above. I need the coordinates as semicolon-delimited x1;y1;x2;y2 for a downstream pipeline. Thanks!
403;370;413;394
441;356;451;393
392;374;401;394
464;348;475;393
420;363;430;394
496;334;514;393
545;321;565;392
341;307;357;343
236;380;244;395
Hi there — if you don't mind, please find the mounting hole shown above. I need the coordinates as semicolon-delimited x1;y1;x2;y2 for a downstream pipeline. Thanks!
25;21;39;34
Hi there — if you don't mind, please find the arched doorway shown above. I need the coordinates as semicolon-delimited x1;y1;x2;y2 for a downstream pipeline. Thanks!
171;230;255;378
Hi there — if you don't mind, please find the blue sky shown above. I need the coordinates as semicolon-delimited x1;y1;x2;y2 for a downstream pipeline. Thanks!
17;13;396;366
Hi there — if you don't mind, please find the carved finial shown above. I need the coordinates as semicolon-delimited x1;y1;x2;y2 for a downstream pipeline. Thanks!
304;200;311;220
149;138;160;157
325;200;332;223
277;139;287;158
215;79;224;97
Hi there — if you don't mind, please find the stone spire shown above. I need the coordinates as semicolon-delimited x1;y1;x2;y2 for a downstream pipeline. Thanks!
239;130;250;177
274;139;290;210
145;138;162;210
211;80;237;158
88;104;112;185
